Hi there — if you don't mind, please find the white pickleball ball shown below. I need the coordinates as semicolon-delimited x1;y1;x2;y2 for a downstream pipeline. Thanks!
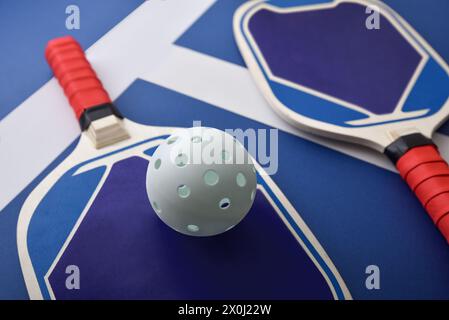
146;127;257;237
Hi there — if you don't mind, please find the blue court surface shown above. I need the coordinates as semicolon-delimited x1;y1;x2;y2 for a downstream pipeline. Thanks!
1;0;449;300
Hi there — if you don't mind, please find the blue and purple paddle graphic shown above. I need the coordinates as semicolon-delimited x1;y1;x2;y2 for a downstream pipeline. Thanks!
234;0;449;243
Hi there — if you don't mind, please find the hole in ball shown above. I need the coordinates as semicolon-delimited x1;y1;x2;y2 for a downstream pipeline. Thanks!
219;198;231;210
154;159;161;170
204;170;219;186
236;172;246;187
177;185;191;198
175;153;188;167
191;136;202;143
187;224;199;232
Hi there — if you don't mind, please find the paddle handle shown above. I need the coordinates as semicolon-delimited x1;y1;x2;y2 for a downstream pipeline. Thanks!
45;36;111;119
397;145;449;243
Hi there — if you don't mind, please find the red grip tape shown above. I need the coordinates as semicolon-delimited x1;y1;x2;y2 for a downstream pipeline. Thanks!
397;145;449;243
45;36;111;119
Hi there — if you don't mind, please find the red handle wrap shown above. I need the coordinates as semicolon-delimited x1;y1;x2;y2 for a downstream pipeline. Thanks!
45;36;111;119
397;145;449;242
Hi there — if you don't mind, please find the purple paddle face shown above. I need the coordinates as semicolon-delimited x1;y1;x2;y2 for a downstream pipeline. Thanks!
247;2;422;116
235;0;449;149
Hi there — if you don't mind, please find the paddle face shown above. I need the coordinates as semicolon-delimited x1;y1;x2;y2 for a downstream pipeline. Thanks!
234;0;449;151
18;119;351;300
